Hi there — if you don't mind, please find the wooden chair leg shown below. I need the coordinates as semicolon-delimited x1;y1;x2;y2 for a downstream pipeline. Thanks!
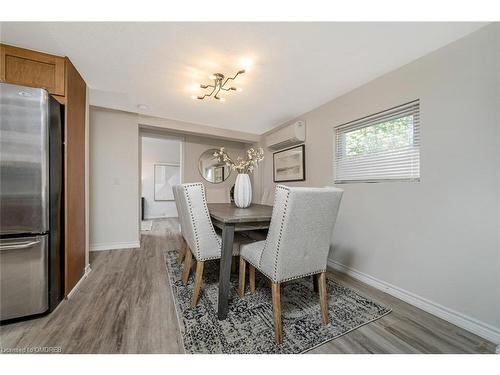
191;261;205;307
238;257;247;298
318;272;330;325
182;248;193;285
177;239;186;265
271;282;283;345
249;264;256;294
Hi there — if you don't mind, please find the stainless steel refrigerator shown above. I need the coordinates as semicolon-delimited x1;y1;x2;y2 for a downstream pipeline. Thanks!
0;83;63;323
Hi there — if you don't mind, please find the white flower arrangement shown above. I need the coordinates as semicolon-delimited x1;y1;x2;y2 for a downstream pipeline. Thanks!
213;147;264;174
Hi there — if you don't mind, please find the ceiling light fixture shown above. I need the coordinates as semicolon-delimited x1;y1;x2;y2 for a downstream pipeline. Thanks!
192;69;245;102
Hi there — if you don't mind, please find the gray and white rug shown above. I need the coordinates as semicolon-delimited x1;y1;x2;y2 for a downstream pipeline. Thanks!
165;250;391;354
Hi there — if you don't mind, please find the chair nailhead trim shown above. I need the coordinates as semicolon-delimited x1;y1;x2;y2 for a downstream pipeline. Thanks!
271;185;291;281
278;269;326;283
243;254;325;283
256;185;290;268
183;183;221;261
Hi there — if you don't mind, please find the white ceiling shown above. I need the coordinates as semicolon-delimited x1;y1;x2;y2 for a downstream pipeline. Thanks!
0;22;486;134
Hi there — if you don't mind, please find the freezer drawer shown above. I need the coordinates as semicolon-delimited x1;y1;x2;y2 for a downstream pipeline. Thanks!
0;235;48;321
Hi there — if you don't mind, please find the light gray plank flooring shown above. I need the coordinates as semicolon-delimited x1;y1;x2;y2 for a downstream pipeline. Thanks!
0;219;495;354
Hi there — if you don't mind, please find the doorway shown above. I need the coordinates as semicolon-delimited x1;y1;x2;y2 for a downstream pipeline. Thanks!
140;133;183;229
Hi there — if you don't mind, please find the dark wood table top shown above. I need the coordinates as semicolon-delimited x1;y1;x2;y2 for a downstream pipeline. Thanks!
207;203;273;224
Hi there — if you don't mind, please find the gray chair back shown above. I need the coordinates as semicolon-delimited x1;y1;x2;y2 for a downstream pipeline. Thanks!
177;183;221;261
259;185;343;282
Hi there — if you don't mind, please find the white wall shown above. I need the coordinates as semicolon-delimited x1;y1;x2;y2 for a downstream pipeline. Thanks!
141;136;181;219
90;107;250;250
89;108;140;251
260;24;500;341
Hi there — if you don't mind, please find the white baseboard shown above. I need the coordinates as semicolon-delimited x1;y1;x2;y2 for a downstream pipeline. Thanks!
327;259;500;345
66;264;92;299
89;241;140;252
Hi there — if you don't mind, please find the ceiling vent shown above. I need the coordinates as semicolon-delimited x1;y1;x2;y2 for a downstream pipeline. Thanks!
265;121;306;150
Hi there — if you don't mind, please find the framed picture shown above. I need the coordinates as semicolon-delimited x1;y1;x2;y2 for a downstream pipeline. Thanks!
273;144;305;182
154;163;180;201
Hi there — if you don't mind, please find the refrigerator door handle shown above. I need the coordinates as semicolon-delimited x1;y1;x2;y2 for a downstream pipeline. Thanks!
0;240;41;251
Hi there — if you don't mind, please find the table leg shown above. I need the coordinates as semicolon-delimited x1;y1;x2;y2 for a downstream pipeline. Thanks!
218;223;235;320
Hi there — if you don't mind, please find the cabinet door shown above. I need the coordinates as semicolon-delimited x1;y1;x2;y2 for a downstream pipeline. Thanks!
64;58;86;296
0;44;65;96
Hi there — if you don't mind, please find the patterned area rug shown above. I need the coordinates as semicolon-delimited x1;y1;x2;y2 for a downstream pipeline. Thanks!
165;250;391;354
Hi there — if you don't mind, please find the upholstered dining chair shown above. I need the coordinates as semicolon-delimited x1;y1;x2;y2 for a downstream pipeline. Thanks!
176;183;245;307
172;185;188;265
238;185;343;344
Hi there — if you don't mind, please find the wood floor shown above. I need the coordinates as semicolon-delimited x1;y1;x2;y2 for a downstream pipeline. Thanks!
0;219;495;354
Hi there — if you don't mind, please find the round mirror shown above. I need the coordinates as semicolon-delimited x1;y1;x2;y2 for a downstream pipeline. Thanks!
198;149;231;184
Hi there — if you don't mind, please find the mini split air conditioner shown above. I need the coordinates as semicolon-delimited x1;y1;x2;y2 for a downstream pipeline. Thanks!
265;121;306;150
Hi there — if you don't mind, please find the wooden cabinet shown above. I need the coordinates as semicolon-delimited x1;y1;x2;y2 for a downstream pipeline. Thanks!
63;58;87;296
0;44;65;96
1;43;87;297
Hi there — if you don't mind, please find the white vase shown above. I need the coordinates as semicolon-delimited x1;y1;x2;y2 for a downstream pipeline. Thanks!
234;173;252;208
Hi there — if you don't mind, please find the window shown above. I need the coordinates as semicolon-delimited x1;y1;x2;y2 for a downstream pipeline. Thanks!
334;100;420;183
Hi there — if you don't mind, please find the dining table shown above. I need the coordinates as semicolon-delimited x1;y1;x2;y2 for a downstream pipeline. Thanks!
207;203;273;320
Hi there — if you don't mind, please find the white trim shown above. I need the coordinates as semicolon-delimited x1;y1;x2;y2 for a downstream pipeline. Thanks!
327;259;500;345
89;241;140;252
66;264;92;299
144;215;178;220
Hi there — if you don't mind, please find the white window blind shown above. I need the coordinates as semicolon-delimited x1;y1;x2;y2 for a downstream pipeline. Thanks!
334;100;420;183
